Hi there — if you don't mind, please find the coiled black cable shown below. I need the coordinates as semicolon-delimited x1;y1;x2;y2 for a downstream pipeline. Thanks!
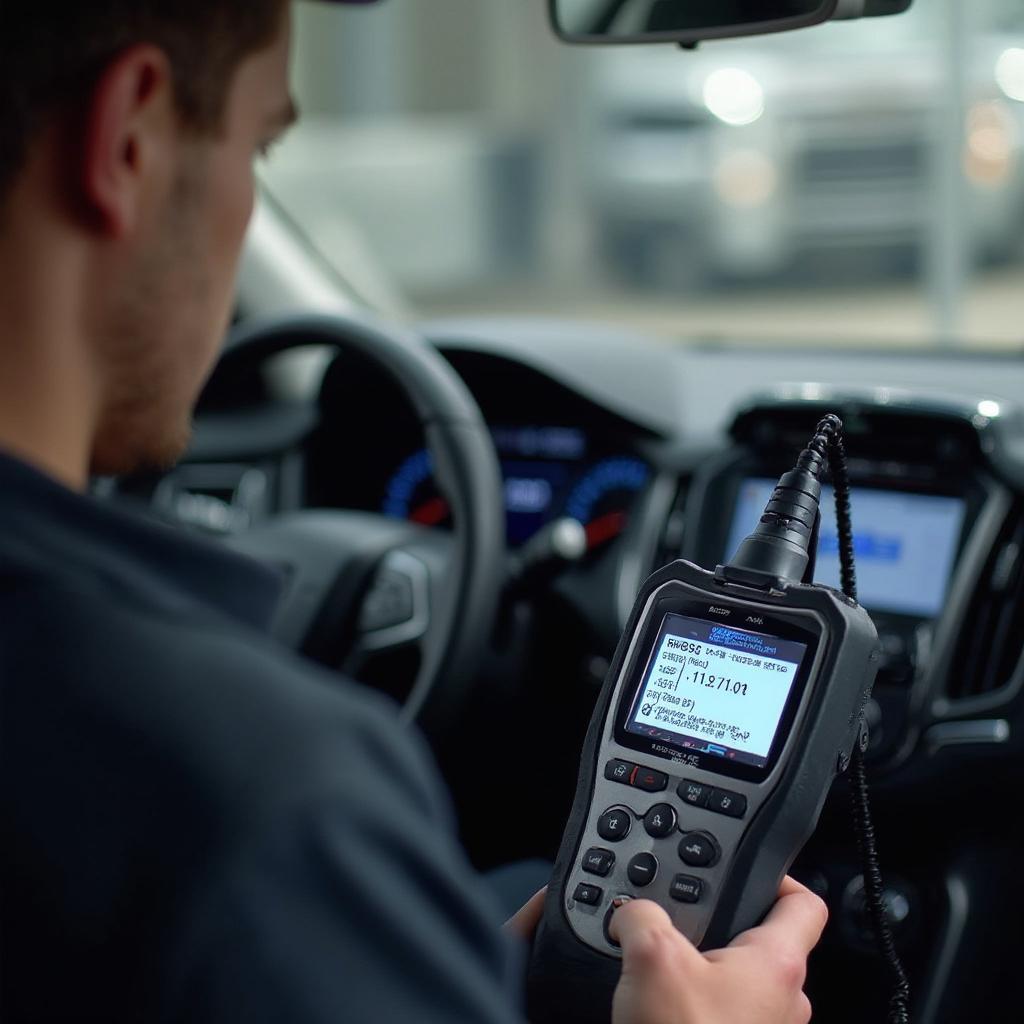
811;415;911;1024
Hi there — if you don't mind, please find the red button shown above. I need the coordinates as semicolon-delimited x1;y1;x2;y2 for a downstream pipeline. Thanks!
631;767;668;792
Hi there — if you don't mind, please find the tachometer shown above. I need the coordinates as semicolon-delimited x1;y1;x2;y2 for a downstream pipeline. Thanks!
382;449;450;527
564;456;650;549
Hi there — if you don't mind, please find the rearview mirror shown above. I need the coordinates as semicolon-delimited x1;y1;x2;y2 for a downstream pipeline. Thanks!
549;0;912;46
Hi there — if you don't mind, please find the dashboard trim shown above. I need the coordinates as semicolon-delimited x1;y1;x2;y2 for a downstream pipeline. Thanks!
926;482;1016;723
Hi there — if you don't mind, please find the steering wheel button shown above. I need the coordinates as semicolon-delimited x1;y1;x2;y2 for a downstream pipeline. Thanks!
670;875;703;904
627;853;658;888
359;570;415;632
582;847;615;877
604;758;637;785
678;831;719;868
573;883;603;907
643;803;677;838
597;807;632;842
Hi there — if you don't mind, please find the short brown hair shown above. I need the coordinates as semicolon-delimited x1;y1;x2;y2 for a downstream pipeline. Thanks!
0;0;287;197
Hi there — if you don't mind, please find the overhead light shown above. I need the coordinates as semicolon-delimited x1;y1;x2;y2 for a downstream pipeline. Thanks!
713;149;778;207
995;48;1024;102
703;68;765;127
977;399;1001;419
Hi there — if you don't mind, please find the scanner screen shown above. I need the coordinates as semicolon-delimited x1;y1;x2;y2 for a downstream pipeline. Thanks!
625;613;808;770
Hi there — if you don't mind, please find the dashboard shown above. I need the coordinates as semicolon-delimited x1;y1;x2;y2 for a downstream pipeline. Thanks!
377;432;649;548
301;346;660;557
133;315;1024;1024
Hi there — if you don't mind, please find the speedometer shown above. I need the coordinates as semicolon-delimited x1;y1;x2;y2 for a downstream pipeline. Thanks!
564;456;651;549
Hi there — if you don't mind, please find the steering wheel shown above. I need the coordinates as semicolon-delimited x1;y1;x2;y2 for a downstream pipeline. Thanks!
216;312;506;737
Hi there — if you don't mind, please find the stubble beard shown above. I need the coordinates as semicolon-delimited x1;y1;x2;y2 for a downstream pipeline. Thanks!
89;160;214;478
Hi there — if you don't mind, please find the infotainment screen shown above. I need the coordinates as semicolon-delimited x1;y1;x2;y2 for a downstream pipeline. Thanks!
624;613;808;770
726;479;965;618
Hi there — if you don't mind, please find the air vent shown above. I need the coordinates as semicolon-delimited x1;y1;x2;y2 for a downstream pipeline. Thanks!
947;504;1024;702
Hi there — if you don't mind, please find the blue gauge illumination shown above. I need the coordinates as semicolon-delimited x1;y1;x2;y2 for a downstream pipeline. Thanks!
382;449;433;519
384;448;650;548
565;457;651;524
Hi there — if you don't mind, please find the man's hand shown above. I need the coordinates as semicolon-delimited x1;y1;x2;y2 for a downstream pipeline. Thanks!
610;877;827;1024
503;887;547;942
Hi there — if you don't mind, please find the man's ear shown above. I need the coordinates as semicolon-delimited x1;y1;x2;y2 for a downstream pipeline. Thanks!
79;44;178;238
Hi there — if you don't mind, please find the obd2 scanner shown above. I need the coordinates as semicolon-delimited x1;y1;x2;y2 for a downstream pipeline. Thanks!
527;416;910;1024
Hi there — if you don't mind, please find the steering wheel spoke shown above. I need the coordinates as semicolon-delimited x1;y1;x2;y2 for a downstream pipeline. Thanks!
344;533;462;715
355;549;433;653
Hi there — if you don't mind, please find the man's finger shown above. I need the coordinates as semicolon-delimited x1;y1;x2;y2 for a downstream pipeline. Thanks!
609;899;702;971
737;885;828;957
778;872;819;897
778;875;814;899
503;886;547;941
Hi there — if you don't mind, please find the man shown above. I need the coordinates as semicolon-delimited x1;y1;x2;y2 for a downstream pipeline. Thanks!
0;1;826;1021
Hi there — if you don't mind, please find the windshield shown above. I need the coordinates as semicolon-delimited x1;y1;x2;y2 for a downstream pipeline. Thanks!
261;0;1024;348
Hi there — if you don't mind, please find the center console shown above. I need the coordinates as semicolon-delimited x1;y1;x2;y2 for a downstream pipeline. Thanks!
673;388;1024;1022
682;392;1003;768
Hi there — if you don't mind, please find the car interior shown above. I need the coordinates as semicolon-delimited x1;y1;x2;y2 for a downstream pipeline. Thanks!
101;0;1024;1019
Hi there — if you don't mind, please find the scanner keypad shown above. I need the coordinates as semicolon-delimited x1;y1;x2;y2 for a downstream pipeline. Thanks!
584;797;720;904
573;763;749;950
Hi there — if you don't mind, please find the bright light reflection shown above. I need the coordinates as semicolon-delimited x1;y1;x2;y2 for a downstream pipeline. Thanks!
703;68;765;127
996;48;1024;102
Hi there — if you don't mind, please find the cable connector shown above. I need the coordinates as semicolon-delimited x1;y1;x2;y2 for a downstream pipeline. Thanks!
719;414;843;588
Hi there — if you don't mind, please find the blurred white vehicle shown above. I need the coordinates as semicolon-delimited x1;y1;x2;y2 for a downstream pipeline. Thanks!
589;1;1024;284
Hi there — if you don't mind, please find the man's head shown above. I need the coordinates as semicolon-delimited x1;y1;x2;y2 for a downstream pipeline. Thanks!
0;1;295;480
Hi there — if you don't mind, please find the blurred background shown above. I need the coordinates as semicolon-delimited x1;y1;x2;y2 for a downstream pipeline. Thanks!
262;0;1024;347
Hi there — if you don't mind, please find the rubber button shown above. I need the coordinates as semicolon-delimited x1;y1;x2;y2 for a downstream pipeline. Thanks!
643;803;677;838
582;847;615;877
707;788;747;818
632;766;668;792
573;882;603;906
604;759;636;785
677;779;712;808
670;875;703;903
597;807;632;842
627;852;658;888
678;831;719;868
604;894;633;948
